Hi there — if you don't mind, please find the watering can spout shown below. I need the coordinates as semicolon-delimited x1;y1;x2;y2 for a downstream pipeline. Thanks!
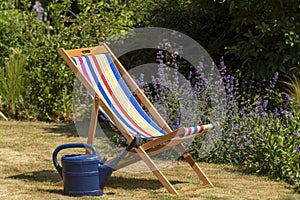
97;135;143;189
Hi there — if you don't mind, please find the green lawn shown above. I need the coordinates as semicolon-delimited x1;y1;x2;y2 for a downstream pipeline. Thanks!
0;120;298;200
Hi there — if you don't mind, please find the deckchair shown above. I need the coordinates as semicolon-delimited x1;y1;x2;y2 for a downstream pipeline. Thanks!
58;44;219;194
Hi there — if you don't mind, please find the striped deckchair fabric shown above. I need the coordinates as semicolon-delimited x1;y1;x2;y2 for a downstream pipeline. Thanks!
72;53;219;139
58;44;219;195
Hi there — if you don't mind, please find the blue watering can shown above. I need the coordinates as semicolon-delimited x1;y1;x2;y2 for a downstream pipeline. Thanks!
52;136;141;196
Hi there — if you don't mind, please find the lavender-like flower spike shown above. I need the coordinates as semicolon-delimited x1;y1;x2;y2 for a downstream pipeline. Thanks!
273;107;278;119
245;139;252;146
32;1;45;20
262;98;269;109
293;132;299;136
270;72;279;88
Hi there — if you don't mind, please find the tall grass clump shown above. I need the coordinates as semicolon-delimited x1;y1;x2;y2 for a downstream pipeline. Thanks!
0;47;27;117
132;42;300;192
284;75;300;103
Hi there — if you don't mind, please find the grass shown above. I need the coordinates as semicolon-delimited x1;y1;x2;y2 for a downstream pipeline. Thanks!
0;120;299;200
284;75;300;102
0;47;27;115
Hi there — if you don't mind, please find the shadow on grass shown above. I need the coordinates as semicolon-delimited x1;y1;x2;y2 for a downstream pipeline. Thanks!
42;122;78;137
8;169;185;192
105;176;185;190
40;188;64;195
42;118;118;138
8;170;61;183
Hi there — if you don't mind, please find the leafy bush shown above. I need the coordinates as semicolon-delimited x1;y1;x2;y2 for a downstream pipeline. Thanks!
191;61;300;192
0;0;155;120
0;6;50;119
132;42;300;191
147;0;300;80
1;0;299;121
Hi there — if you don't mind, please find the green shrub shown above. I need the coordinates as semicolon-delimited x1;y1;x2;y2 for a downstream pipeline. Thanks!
189;69;300;191
0;7;48;119
135;46;300;191
244;109;300;188
0;0;156;120
147;0;300;80
2;0;299;121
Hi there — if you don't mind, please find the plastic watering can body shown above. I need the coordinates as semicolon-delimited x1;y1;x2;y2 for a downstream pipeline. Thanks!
52;143;112;196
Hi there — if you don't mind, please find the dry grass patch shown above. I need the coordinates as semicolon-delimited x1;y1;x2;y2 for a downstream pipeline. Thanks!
0;120;298;200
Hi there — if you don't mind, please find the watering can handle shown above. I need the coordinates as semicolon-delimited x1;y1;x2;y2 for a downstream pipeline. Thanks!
52;143;100;178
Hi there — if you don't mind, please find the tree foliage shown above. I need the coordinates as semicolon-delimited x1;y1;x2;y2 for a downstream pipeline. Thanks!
147;0;300;79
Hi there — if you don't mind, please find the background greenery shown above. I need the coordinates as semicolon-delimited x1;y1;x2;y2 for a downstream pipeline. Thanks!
0;0;299;120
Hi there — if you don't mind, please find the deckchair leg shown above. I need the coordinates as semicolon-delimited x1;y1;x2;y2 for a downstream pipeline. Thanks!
176;144;213;188
136;147;179;195
87;97;100;145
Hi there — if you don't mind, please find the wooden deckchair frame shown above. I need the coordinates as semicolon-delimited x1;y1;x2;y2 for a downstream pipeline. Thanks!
58;44;214;194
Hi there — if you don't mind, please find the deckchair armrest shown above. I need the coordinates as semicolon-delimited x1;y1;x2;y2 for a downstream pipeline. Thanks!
182;122;220;137
141;122;219;151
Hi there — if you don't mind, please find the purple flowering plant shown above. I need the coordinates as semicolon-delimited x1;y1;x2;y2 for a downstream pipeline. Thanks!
32;1;44;20
133;39;300;191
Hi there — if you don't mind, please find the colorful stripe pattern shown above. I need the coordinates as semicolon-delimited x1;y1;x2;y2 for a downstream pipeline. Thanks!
72;53;218;138
183;122;219;137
